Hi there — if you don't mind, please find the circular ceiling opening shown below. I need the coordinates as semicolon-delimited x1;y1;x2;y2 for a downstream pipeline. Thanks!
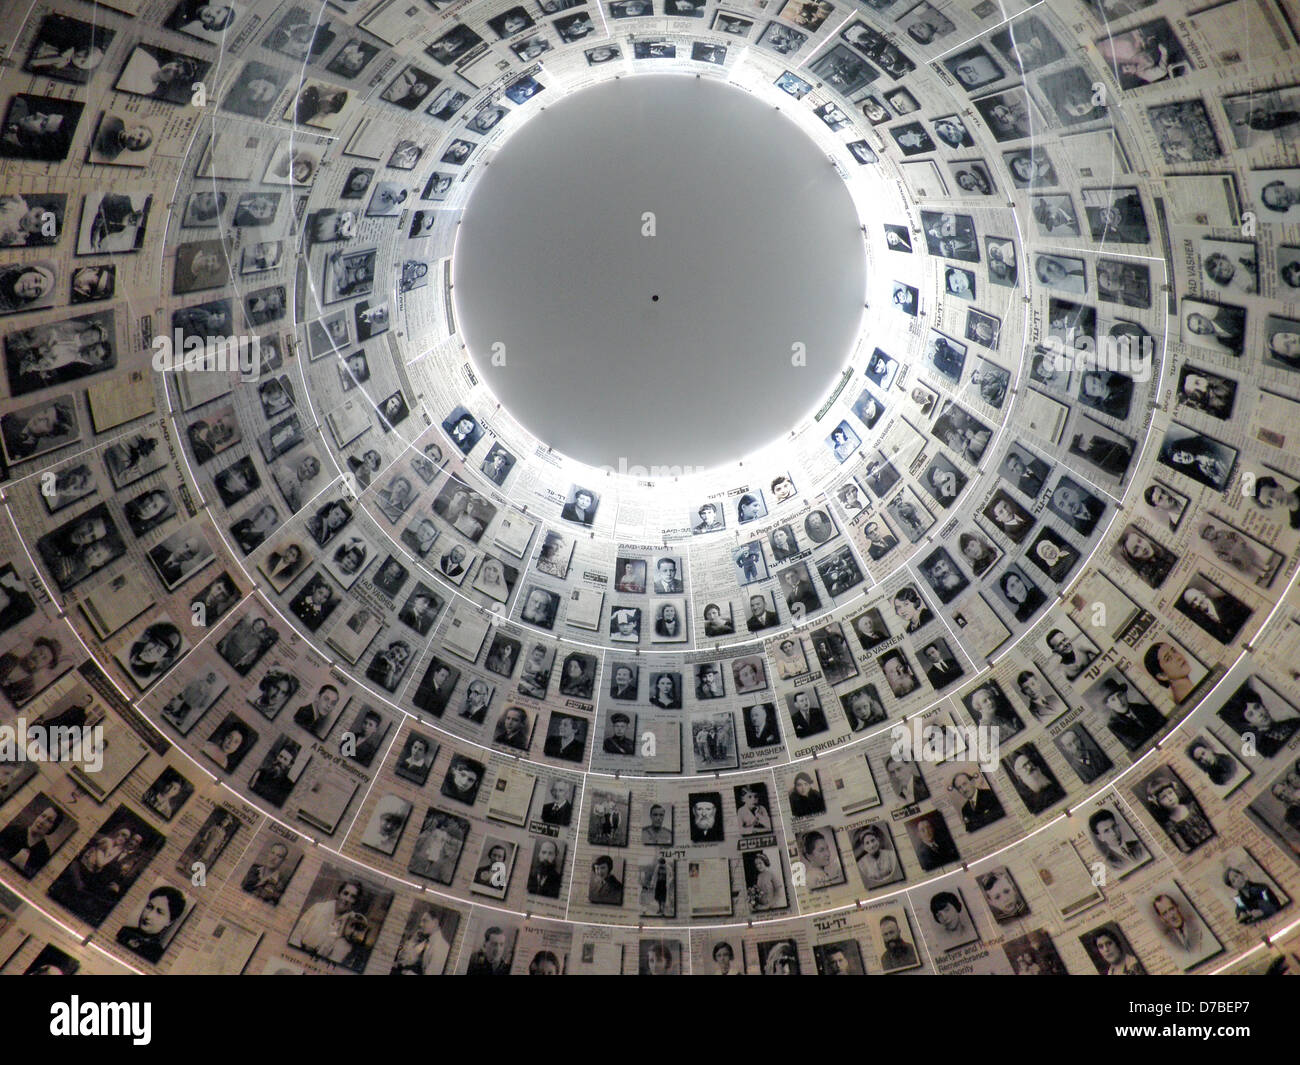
454;74;867;474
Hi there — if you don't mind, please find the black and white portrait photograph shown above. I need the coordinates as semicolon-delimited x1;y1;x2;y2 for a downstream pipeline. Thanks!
1156;424;1237;491
288;864;394;971
1004;743;1067;815
920;210;980;262
918;545;969;605
114;44;211;107
1003;146;1057;190
1054;724;1113;784
87;110;161;169
1221;84;1300;150
981;489;1034;545
239;837;302;907
1031;192;1081;237
926;888;981;952
886;488;935;544
1047;476;1106;536
758;20;807;55
0;792;77;879
890;122;934;156
1084;667;1164;753
1174;572;1253;645
932;114;974;148
425;23;483;63
970;359;1009;409
1140;880;1222;971
883;223;912;252
1095;18;1188;89
926;330;967;383
972;87;1035;142
47;805;166;928
921;452;968;509
1039;65;1109;127
944;46;1005;92
1135;766;1216;856
1192;514;1283;587
588;790;630;847
1067;416;1135;481
1147;99;1223;163
23;14;115;86
1082;185;1150;244
77;192;153;256
262;6;336;59
691;713;738;771
816;545;864;598
989;15;1064;72
382;65;441;111
810;44;877;95
115;881;193;966
742;701;781;748
898;1;954;44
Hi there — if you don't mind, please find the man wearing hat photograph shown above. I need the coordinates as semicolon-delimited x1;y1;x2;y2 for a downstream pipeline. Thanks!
1222;682;1299;757
1098;675;1163;751
604;712;636;755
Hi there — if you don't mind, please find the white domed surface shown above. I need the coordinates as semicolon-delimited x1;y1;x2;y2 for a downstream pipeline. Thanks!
455;75;866;472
